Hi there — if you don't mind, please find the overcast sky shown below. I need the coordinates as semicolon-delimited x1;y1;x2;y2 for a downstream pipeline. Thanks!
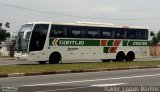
1;0;160;33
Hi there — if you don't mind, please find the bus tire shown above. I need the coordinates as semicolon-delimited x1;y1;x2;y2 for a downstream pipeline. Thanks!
101;59;111;62
125;51;135;61
49;52;61;64
38;61;46;64
116;51;125;62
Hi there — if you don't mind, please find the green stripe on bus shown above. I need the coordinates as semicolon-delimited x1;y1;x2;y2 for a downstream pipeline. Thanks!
49;38;149;46
49;39;100;46
84;40;100;46
123;41;128;46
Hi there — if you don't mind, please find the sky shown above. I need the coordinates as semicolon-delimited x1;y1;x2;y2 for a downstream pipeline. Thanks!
1;0;160;33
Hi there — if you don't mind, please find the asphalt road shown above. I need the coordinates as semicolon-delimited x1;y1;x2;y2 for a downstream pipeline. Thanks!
0;56;160;66
0;68;160;92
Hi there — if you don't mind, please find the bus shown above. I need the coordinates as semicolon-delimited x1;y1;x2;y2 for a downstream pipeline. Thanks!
15;22;150;64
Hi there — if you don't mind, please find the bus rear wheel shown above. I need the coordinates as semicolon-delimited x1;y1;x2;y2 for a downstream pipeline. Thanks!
49;52;61;64
116;52;125;62
125;52;135;61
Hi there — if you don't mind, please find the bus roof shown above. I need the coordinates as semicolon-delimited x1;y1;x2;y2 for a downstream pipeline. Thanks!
25;21;149;29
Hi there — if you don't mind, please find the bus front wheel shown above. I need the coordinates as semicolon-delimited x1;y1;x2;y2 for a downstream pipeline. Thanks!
49;52;61;64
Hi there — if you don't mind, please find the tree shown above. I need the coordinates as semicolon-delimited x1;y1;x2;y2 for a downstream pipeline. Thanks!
156;31;160;41
150;31;155;36
150;31;160;56
0;23;2;27
0;22;10;43
5;22;10;28
151;35;159;56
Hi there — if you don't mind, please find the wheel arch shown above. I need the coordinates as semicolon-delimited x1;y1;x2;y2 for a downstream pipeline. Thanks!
49;51;61;59
116;51;125;57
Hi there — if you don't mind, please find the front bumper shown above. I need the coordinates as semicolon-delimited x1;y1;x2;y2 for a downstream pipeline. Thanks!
14;53;28;61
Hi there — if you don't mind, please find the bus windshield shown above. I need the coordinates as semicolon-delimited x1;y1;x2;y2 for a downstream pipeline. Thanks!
16;24;33;52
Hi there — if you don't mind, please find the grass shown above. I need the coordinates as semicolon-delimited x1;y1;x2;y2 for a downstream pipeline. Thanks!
0;56;15;58
0;61;160;74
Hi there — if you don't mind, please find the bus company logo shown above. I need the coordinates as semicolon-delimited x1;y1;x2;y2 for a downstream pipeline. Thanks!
52;38;85;46
59;40;85;46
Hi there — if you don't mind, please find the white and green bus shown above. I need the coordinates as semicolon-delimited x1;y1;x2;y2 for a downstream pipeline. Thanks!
15;22;150;64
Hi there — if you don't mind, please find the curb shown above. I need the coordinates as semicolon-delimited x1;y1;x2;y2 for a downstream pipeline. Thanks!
0;66;160;78
8;73;24;77
0;74;8;78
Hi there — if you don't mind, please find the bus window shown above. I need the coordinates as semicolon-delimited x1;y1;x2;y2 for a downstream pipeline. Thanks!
114;28;125;39
70;26;82;38
26;31;31;39
101;28;113;39
50;25;67;38
29;24;49;51
71;30;81;37
87;27;99;38
127;29;138;39
139;29;148;39
87;31;99;38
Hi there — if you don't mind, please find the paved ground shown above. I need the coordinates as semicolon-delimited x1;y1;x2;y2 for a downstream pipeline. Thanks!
0;68;160;92
0;56;160;92
135;56;160;61
0;56;160;66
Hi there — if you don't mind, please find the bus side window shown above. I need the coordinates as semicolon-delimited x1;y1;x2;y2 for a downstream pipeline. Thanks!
71;30;81;38
87;31;98;38
139;30;148;39
67;26;82;38
50;25;67;38
127;29;137;39
114;29;125;39
30;24;49;51
57;30;64;37
86;27;99;38
102;31;111;38
49;25;56;37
